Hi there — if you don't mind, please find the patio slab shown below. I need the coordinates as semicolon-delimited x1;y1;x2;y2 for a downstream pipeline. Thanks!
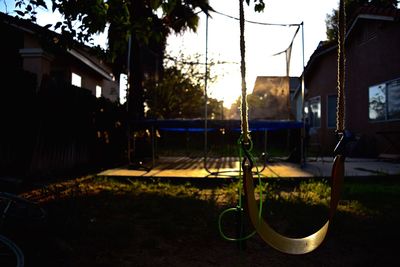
98;157;400;179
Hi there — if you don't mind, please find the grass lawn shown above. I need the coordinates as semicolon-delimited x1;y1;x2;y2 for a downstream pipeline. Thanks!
5;176;400;266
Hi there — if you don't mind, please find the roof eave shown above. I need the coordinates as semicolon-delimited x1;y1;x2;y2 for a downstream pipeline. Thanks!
346;14;395;37
304;12;397;77
67;49;114;81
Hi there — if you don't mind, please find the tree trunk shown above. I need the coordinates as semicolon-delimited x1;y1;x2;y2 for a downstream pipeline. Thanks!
128;36;145;121
128;0;146;121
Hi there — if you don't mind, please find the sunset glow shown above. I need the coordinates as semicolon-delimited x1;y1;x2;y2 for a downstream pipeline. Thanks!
167;0;340;108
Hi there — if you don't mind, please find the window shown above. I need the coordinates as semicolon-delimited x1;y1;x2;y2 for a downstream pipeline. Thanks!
306;96;321;128
327;95;337;128
388;80;400;120
119;73;128;105
369;78;400;121
96;85;102;98
71;73;82;87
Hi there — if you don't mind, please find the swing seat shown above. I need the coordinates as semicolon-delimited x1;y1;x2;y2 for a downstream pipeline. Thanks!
243;155;344;254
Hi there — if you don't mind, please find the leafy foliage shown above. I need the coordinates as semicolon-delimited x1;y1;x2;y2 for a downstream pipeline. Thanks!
325;0;399;41
15;0;265;119
145;53;223;119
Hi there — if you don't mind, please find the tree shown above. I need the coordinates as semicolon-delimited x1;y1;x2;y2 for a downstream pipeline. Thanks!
16;0;265;119
226;85;291;120
325;0;398;41
145;53;222;119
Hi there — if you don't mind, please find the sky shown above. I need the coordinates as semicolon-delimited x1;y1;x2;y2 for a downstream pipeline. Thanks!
166;0;341;107
1;0;340;107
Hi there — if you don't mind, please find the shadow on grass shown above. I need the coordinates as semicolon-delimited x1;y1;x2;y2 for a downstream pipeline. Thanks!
8;178;400;267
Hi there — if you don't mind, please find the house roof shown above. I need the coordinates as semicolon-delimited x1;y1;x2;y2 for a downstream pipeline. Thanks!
351;6;400;22
304;6;400;76
0;12;114;81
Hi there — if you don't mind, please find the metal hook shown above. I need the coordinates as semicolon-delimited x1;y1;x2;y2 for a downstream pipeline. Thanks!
334;131;345;156
241;140;254;170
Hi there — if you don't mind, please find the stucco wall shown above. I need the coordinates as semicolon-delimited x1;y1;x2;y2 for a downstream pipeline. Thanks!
305;17;400;156
346;18;400;155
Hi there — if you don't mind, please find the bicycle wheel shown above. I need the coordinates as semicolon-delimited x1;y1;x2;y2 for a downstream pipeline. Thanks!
0;234;24;267
0;192;47;227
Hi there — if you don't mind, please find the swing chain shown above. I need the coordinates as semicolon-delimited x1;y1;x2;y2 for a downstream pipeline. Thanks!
334;0;347;157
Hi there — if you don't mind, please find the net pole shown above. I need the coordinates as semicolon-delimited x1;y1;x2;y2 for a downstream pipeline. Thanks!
127;34;132;165
204;14;210;171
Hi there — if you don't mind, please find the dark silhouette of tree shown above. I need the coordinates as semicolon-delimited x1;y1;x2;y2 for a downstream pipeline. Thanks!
16;0;265;120
15;0;213;120
325;0;398;41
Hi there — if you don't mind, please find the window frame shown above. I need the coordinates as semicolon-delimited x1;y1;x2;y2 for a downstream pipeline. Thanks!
326;94;338;129
368;77;400;123
306;96;321;129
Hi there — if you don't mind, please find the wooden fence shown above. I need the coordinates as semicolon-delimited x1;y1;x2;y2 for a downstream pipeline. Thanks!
0;69;126;178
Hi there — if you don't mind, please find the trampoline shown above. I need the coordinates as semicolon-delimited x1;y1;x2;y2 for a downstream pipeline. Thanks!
134;119;301;131
130;119;303;171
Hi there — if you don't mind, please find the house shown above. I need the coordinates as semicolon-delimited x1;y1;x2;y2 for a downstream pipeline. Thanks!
302;7;400;157
0;12;119;102
248;76;300;120
0;12;126;177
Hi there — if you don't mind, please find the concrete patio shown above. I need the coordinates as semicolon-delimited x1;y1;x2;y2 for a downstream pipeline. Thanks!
98;157;400;180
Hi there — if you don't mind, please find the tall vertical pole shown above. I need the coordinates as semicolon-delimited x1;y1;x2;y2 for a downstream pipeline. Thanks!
204;14;210;171
300;21;306;167
127;35;132;165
